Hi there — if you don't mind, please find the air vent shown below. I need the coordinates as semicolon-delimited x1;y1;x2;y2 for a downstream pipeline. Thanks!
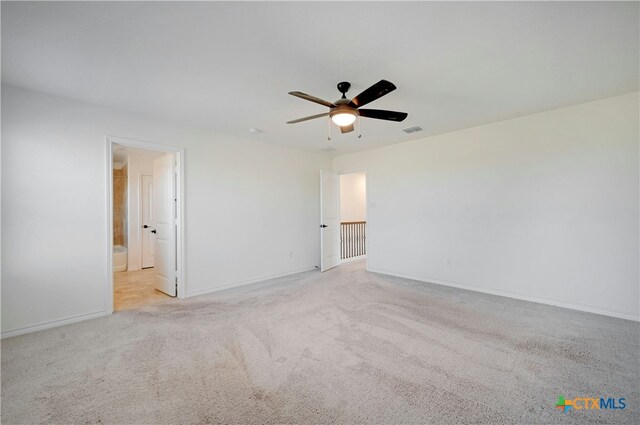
402;126;423;134
318;147;337;153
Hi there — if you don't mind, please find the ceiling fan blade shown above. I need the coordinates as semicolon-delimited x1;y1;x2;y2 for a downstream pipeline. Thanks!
286;112;329;124
289;91;336;108
340;123;355;134
358;109;408;122
348;80;397;108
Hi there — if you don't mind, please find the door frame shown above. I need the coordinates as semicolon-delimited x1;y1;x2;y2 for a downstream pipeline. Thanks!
105;136;186;314
336;168;368;267
140;172;154;269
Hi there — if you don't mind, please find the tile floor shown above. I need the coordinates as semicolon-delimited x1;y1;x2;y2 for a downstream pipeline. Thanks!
113;268;173;311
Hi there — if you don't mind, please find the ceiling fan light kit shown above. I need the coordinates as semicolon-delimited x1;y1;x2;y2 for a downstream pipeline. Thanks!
287;80;408;138
330;110;357;126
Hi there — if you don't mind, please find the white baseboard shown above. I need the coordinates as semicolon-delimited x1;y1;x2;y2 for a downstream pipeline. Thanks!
368;268;640;322
186;266;317;298
2;267;317;338
2;310;109;339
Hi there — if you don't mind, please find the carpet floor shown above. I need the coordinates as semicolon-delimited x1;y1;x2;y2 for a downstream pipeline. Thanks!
2;261;638;424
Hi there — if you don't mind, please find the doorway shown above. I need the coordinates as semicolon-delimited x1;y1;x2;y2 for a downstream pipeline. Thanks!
107;137;185;313
319;170;367;272
339;171;367;263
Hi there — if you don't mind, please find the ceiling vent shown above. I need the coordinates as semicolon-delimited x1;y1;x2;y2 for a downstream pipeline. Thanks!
402;126;423;134
318;147;337;153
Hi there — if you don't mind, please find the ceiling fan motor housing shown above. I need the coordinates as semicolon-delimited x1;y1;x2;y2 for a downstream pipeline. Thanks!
329;105;358;120
332;83;357;122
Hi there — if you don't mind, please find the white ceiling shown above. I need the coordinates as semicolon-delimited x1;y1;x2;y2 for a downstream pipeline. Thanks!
2;2;638;156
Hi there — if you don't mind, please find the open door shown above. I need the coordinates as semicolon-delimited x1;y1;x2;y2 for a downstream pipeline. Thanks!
320;170;340;272
141;174;155;269
153;154;177;296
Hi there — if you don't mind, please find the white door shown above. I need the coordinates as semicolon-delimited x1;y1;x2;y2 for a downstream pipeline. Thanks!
141;174;155;269
320;170;340;272
153;154;177;296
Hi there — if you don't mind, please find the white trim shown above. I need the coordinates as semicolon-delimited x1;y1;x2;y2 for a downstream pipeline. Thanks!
108;136;184;154
2;311;109;339
186;266;316;298
175;151;186;299
106;141;114;314
368;267;640;322
106;136;187;313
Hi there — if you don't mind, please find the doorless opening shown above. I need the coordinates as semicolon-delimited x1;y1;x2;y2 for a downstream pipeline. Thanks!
339;171;367;263
106;136;186;314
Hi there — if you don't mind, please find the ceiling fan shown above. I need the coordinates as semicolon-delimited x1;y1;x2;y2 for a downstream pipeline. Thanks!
287;80;408;134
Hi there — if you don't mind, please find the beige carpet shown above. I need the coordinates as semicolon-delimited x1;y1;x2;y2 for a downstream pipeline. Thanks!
2;261;639;424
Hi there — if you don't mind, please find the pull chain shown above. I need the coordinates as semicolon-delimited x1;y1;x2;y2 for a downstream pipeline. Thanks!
357;115;362;139
327;117;332;141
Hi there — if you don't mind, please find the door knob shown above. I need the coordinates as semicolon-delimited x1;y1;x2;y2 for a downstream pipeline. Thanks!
151;229;157;234
320;224;328;228
143;225;149;228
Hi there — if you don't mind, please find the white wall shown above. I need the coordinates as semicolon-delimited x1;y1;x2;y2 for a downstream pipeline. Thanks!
1;85;331;336
334;92;640;321
126;152;156;271
340;172;366;222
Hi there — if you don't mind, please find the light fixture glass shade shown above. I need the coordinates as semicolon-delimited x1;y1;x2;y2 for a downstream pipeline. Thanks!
331;112;357;127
